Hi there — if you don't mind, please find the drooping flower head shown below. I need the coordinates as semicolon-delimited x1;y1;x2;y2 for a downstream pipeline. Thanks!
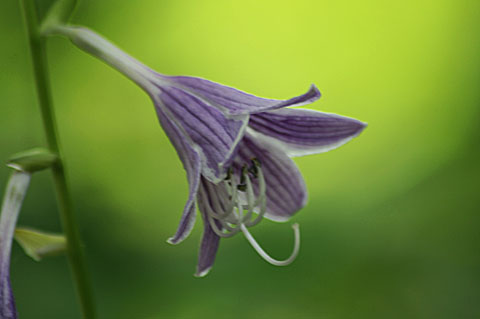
53;26;367;276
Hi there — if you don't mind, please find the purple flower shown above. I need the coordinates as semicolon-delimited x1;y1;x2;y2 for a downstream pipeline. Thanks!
155;77;366;276
54;26;367;276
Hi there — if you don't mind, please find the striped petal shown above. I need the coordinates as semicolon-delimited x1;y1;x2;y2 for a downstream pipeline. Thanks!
248;108;367;157
164;75;321;116
155;86;248;183
155;107;201;245
233;132;307;221
195;178;222;277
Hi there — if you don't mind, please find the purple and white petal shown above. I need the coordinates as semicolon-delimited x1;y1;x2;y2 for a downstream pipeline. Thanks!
164;75;321;116
0;171;31;319
195;179;221;277
248;108;367;157
155;107;201;245
154;86;248;182
233;133;307;222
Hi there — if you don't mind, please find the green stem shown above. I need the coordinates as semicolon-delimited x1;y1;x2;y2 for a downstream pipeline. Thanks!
19;0;95;318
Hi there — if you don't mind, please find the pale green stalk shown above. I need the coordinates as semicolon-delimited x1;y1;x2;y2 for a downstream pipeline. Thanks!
19;0;95;317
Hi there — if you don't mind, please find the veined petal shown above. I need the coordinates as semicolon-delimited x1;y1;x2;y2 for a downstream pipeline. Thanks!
164;75;321;116
195;179;221;277
233;132;307;222
0;171;31;319
248;108;367;157
155;86;248;182
155;107;201;245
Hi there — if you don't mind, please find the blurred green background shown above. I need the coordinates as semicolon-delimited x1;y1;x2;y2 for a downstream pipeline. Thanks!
1;0;479;318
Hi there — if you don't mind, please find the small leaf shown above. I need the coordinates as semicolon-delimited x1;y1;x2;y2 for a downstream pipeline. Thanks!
14;227;66;261
7;148;57;173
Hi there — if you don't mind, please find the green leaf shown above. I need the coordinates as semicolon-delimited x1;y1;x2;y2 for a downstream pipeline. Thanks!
14;227;66;261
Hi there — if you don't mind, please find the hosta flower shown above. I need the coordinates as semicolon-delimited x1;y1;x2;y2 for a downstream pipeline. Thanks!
52;26;367;276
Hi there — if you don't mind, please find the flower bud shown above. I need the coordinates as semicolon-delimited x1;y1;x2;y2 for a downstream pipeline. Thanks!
6;148;57;173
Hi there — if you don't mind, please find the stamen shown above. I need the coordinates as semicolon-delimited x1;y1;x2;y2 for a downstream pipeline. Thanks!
237;184;247;192
248;158;258;178
241;172;255;223
206;206;240;238
240;165;247;184
201;185;240;238
245;164;266;227
225;167;233;181
237;165;248;191
207;182;233;220
223;179;233;197
203;160;278;251
221;204;242;231
222;178;240;224
240;223;300;266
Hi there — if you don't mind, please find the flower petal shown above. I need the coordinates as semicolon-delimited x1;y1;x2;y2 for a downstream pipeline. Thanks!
248;108;367;157
233;132;307;221
195;179;221;277
164;75;321;116
0;171;31;319
154;86;248;182
155;107;201;245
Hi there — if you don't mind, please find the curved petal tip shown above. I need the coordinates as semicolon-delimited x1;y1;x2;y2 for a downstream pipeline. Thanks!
309;84;322;101
194;266;212;278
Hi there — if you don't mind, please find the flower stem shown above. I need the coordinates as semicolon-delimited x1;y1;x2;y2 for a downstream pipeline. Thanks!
19;0;96;317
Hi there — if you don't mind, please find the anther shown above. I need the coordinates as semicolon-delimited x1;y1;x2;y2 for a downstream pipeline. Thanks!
248;159;258;178
251;157;261;167
237;184;246;192
237;165;248;192
241;172;255;223
225;167;233;181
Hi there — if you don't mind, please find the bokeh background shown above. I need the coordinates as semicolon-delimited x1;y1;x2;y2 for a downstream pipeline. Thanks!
1;0;479;318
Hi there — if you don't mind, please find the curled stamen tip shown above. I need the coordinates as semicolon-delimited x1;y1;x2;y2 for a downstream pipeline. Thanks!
240;222;301;267
288;223;301;264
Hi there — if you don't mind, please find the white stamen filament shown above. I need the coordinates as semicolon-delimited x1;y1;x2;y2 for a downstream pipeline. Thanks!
205;205;240;238
222;178;238;220
202;185;240;238
241;173;255;223
245;167;266;227
240;223;300;266
205;182;230;220
209;181;240;231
